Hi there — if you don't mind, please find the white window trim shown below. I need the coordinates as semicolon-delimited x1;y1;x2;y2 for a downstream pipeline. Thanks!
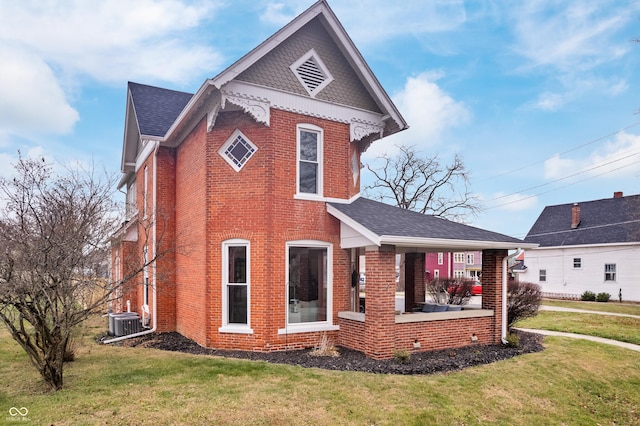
295;124;323;199
219;239;253;334
437;252;443;265
218;129;258;172
279;240;337;335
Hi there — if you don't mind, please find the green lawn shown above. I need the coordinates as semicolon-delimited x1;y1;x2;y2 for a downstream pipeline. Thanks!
517;311;640;345
542;299;640;316
1;316;640;425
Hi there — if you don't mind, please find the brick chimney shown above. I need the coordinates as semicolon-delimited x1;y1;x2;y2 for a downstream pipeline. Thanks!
614;191;623;198
571;203;580;229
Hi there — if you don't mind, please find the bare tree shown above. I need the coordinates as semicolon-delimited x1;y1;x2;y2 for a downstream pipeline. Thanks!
364;145;481;222
0;155;155;390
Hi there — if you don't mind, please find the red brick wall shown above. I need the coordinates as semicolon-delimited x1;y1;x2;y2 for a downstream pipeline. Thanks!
175;119;209;344
481;249;507;344
363;245;397;359
169;108;352;351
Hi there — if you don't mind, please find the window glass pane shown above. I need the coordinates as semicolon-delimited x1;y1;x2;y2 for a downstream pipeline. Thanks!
228;246;246;283
299;131;317;161
228;285;247;324
299;162;317;194
289;247;327;324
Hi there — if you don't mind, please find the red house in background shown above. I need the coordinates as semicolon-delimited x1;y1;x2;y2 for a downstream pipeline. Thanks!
109;0;533;359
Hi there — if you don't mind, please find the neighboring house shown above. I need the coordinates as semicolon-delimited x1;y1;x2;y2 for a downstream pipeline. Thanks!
523;192;640;301
109;0;533;359
425;251;482;281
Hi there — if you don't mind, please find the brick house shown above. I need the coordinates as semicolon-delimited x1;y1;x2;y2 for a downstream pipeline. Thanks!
109;0;533;359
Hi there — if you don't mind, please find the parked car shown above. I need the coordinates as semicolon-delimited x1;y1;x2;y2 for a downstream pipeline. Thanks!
447;280;482;296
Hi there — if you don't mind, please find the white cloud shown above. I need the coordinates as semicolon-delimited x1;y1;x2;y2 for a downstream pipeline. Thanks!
509;0;632;72
260;3;298;26
544;131;640;180
364;71;470;158
0;46;78;135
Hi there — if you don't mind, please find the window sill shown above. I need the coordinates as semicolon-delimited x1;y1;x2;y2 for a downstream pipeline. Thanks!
218;326;254;334
294;193;325;202
278;323;339;334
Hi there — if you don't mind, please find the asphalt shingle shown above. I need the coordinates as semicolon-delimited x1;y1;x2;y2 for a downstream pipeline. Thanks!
129;82;193;137
524;194;640;247
329;197;523;244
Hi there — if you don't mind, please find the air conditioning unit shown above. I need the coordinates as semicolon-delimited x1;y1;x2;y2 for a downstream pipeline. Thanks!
109;313;141;336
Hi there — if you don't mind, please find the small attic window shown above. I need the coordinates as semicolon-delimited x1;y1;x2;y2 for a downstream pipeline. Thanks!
219;129;258;172
290;49;333;97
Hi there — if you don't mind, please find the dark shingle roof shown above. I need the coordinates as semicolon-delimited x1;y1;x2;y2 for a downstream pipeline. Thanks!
129;82;193;137
329;198;523;244
524;194;640;247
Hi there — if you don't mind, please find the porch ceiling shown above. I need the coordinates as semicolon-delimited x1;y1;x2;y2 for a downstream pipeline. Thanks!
327;197;538;251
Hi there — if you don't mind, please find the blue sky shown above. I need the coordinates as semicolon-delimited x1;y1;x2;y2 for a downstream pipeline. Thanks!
1;0;639;239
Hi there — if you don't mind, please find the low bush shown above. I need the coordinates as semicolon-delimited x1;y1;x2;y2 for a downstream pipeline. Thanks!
596;292;611;303
425;278;474;305
507;281;542;328
505;332;520;348
393;348;411;364
581;291;596;301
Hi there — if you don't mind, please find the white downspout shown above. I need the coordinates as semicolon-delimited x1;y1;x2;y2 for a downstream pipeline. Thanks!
501;248;522;344
104;141;160;344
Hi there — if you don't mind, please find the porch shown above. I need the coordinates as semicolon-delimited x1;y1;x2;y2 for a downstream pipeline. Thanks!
336;245;506;359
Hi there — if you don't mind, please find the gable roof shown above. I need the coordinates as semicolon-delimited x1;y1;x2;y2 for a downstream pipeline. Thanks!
120;0;407;180
524;193;640;247
128;82;193;138
328;197;532;250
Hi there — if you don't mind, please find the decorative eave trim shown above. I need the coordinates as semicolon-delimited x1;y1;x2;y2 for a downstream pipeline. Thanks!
221;90;271;127
350;118;384;142
224;81;385;142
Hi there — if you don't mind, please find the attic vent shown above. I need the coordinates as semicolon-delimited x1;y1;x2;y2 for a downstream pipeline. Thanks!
290;49;333;97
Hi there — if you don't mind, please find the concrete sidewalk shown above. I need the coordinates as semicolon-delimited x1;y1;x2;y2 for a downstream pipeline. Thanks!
515;328;640;352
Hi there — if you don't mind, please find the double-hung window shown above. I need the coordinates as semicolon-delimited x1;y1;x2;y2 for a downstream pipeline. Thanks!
296;124;323;197
539;269;547;282
220;239;252;333
437;252;443;265
604;264;616;281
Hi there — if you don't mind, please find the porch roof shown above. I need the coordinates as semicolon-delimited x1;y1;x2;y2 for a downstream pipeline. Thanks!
327;197;537;250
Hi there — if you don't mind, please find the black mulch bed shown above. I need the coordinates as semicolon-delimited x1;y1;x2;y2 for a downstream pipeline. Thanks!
113;330;545;375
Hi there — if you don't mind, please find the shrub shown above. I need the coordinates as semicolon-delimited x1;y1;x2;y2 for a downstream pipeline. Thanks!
596;292;611;303
507;281;542;328
505;332;520;348
425;278;474;305
393;349;411;364
581;291;596;301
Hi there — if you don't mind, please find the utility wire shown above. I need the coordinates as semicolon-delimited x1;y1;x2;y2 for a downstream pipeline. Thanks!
478;121;640;183
488;151;640;202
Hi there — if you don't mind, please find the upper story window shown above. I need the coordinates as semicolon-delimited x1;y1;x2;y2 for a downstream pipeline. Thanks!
219;129;257;172
573;258;582;268
125;179;137;219
143;166;148;218
604;264;616;281
297;124;323;197
453;252;464;263
539;269;547;282
467;253;474;265
437;252;443;265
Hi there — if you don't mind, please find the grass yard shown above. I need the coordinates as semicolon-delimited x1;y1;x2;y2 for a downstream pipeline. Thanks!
542;299;640;316
1;316;640;425
517;311;640;345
